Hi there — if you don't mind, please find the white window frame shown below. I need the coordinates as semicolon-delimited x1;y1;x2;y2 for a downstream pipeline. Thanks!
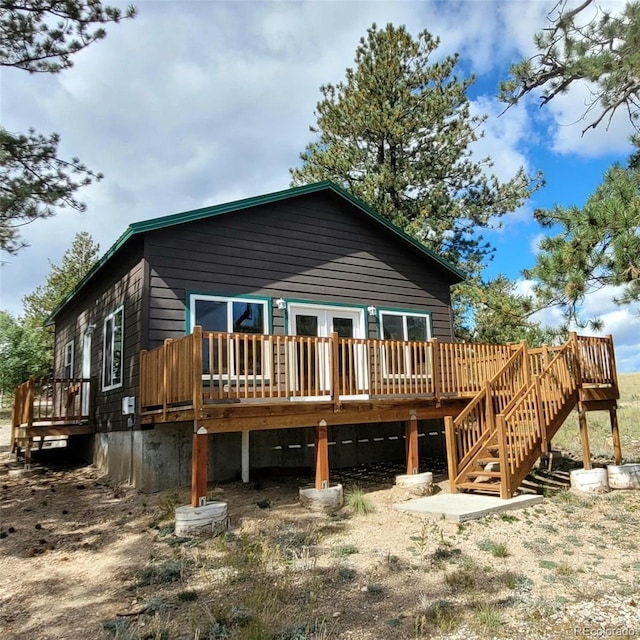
189;294;270;381
102;305;124;391
63;340;74;379
379;309;432;378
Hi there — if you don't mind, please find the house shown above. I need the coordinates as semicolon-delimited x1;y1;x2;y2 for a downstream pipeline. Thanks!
11;181;622;502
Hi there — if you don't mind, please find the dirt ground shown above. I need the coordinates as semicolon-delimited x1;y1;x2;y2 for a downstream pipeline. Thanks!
1;424;640;640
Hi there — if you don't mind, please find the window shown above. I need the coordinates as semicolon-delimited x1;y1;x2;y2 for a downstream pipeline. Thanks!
189;294;269;377
380;310;432;376
63;341;74;379
103;305;124;390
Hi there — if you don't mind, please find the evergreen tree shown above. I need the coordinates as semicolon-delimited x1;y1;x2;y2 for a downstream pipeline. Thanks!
23;231;100;327
291;23;539;279
0;1;136;253
465;275;565;346
526;156;640;326
0;311;50;397
500;0;640;133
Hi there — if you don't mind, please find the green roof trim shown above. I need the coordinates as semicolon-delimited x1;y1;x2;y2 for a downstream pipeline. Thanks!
45;180;465;325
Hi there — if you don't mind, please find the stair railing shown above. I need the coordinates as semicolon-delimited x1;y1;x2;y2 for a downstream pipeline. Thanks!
497;342;579;497
447;342;528;491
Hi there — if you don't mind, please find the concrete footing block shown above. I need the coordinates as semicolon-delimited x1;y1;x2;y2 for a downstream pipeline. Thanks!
7;465;43;478
607;463;640;490
395;471;434;496
299;484;343;513
570;468;609;493
174;501;228;537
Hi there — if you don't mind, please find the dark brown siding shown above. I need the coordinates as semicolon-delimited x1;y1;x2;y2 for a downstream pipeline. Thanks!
53;238;144;432
145;191;455;346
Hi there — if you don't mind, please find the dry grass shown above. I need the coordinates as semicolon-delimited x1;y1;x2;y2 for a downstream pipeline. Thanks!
553;372;640;461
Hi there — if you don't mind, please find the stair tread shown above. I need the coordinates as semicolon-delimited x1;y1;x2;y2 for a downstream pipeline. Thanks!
464;471;502;478
457;482;501;491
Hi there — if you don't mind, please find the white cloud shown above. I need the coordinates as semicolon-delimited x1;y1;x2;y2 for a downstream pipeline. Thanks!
1;0;638;373
516;280;640;372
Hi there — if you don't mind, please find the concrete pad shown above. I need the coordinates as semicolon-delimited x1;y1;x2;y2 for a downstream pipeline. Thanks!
394;492;543;522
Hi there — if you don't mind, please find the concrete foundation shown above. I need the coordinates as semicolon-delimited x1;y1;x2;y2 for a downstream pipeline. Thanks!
68;419;446;493
570;468;610;493
299;484;343;513
607;464;640;490
395;471;434;496
175;501;228;537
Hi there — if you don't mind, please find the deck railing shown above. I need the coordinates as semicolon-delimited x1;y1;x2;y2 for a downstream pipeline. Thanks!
498;342;579;496
138;329;618;417
139;328;525;412
12;377;95;427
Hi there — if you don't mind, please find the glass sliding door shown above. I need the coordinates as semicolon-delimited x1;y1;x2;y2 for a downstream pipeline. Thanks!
288;304;366;397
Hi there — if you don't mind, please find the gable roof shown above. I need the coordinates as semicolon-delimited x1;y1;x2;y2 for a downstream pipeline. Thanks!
46;180;465;324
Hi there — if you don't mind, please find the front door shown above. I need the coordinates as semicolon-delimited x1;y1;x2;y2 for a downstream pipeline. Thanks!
288;305;365;396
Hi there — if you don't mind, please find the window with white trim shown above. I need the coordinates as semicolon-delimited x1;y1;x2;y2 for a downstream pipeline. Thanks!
103;305;124;390
380;310;432;376
189;294;269;377
63;340;74;379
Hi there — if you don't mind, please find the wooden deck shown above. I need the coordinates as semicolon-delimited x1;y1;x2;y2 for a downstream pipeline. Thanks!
136;329;621;504
11;331;621;504
11;377;96;464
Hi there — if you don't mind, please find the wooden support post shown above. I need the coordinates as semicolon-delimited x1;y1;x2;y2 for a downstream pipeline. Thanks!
405;414;419;475
444;416;458;493
191;424;209;508
24;377;34;468
609;405;622;465
315;420;329;490
496;414;511;499
9;400;17;454
241;430;250;483
577;401;592;470
533;376;548;454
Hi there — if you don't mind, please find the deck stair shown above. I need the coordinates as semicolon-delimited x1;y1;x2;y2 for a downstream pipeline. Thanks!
445;335;614;498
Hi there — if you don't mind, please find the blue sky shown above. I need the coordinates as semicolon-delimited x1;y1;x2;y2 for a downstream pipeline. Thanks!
1;0;638;370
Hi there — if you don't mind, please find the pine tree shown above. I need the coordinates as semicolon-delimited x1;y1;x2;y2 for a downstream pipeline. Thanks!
291;23;540;279
526;155;640;326
0;1;136;253
23;231;100;328
500;0;640;133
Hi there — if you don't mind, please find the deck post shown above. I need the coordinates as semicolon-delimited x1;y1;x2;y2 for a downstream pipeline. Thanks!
315;420;329;490
533;376;548;454
444;416;458;493
521;340;530;387
609;405;622;465
496;414;511;499
577;401;592;470
191;423;209;508
430;338;441;403
192;326;203;415
241;430;250;483
330;332;340;408
405;414;419;475
24;377;35;467
162;338;172;422
607;334;619;390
